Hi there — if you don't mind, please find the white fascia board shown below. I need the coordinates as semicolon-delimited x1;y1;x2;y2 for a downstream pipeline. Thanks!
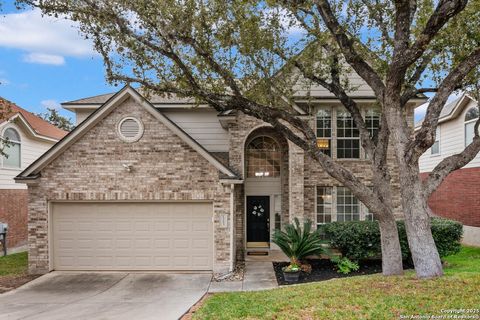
3;114;59;143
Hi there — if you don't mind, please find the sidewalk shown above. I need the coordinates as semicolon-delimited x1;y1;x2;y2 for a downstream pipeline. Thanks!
209;261;278;292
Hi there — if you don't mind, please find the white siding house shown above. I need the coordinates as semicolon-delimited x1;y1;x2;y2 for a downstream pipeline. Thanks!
418;95;480;172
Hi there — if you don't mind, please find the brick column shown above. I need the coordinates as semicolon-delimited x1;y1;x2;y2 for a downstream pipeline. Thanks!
288;141;304;223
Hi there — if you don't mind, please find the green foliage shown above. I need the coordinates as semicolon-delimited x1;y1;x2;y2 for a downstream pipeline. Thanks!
272;218;324;265
36;108;74;132
330;256;360;274
322;218;463;262
282;263;300;273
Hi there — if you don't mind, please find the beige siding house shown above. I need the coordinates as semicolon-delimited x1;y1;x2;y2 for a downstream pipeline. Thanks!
16;83;424;275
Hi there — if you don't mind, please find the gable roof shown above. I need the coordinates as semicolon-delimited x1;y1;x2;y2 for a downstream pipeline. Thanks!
63;91;195;106
0;98;68;141
415;93;474;128
15;86;238;181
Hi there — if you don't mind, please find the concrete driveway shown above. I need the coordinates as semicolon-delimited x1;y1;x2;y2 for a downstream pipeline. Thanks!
0;272;212;320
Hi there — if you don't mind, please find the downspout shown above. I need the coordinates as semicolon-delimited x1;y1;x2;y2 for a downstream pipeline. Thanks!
229;183;235;272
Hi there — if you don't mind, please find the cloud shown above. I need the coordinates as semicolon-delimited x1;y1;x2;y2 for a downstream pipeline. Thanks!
23;53;65;66
0;9;96;64
0;78;10;86
41;99;61;110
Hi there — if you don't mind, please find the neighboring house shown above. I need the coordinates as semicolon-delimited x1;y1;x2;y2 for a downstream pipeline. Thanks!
0;98;67;249
15;84;425;275
417;94;480;246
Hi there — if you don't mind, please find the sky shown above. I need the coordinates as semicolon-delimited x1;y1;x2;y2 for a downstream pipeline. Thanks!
0;4;116;121
0;3;452;123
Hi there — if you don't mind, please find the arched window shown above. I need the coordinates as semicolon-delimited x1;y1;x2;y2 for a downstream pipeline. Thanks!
465;107;479;146
246;136;281;178
2;128;21;168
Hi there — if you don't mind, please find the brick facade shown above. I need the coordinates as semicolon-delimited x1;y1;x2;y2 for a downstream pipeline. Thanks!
421;167;480;227
0;189;28;249
26;97;232;274
25;95;412;273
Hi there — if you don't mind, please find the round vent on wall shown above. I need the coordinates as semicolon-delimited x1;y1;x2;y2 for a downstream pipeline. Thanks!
117;117;144;142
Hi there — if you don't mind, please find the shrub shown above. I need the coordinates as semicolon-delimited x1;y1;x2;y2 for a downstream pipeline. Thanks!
272;218;324;266
321;218;463;262
330;256;360;274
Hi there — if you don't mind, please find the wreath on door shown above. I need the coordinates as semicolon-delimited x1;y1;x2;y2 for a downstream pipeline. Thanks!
251;204;265;217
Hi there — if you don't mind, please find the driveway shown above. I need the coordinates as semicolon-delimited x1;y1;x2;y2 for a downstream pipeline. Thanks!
0;272;212;320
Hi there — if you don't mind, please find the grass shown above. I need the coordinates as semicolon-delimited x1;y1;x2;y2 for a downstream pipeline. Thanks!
193;246;480;320
0;252;28;276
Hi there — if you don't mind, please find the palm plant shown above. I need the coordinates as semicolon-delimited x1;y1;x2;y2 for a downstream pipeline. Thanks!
272;218;324;266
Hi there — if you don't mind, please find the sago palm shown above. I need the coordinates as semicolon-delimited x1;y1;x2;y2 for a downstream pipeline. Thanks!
272;218;324;265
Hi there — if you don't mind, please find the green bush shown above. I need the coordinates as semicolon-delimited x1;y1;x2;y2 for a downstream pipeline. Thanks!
330;256;360;274
321;218;463;262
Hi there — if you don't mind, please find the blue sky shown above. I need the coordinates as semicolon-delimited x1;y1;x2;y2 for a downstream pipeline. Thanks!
0;4;116;121
0;4;438;123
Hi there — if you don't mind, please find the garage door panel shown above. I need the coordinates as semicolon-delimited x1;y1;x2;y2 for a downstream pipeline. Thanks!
52;202;213;271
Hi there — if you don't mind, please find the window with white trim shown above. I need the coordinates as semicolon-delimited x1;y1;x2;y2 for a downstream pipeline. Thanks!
246;136;281;178
365;109;381;139
465;107;479;146
431;127;440;155
337;109;360;159
316;109;332;156
316;186;374;228
1;128;21;168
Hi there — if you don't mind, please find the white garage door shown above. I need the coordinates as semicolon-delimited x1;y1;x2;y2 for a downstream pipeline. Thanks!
52;202;213;271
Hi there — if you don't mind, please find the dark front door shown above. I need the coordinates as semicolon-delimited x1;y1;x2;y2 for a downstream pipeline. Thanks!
246;196;270;245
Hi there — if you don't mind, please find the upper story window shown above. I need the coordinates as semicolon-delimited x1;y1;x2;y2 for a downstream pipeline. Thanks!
431;127;440;155
316;109;332;156
337;109;360;159
246;136;281;178
365;109;381;139
465;107;479;146
315;107;380;159
1;128;21;168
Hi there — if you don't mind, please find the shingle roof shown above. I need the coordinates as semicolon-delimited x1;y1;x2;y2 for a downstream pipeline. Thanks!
0;98;68;140
415;94;466;128
63;91;195;105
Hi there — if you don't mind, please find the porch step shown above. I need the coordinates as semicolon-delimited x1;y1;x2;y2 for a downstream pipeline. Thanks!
247;251;269;256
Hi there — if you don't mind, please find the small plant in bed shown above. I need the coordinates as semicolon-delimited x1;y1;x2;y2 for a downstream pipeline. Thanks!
272;218;324;282
331;256;360;274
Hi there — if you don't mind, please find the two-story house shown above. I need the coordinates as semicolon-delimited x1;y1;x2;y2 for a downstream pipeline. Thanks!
0;98;67;250
417;93;480;246
15;82;424;275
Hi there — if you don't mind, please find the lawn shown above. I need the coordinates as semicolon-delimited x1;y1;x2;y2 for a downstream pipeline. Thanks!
0;252;28;276
0;251;37;293
193;246;480;320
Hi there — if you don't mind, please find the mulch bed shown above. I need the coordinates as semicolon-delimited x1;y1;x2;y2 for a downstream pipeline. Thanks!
273;259;411;285
0;274;39;294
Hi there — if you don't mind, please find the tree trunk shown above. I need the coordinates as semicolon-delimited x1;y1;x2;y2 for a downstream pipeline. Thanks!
399;166;444;278
378;214;404;275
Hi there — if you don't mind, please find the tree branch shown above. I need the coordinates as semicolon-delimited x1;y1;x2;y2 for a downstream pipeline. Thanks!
423;117;480;197
401;0;468;70
409;47;480;160
312;0;386;99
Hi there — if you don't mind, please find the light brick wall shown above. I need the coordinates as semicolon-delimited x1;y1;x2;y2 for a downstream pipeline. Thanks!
27;97;232;274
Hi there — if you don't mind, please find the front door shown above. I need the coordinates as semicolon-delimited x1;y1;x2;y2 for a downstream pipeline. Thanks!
246;196;270;247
